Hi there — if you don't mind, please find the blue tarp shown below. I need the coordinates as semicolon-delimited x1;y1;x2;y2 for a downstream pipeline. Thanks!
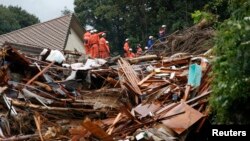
188;63;202;87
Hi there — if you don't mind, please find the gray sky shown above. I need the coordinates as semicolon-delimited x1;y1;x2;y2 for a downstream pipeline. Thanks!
0;0;74;22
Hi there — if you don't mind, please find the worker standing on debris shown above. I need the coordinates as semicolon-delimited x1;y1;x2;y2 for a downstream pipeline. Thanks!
123;38;130;57
158;25;166;42
89;29;100;58
128;48;135;58
147;36;154;51
83;29;91;55
106;41;110;57
136;44;142;57
99;33;110;58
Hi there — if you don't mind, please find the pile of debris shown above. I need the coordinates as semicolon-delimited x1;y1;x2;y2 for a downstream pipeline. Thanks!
0;40;213;140
153;19;215;56
0;18;215;140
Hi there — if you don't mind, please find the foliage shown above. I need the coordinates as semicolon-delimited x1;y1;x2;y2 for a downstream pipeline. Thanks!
61;6;72;16
204;0;230;21
210;0;250;124
74;0;210;54
191;10;215;24
0;5;39;35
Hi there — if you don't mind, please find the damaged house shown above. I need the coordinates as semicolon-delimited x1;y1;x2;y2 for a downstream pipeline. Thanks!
0;14;85;56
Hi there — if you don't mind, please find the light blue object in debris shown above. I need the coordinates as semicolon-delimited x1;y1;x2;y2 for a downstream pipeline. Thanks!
188;63;202;87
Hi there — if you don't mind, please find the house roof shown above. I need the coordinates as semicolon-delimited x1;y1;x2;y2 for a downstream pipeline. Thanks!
0;14;84;51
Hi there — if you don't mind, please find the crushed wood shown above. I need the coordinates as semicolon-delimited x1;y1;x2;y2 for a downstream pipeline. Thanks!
0;20;214;141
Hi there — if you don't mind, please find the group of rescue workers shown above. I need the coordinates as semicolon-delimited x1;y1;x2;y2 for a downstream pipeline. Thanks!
83;29;110;59
83;24;166;59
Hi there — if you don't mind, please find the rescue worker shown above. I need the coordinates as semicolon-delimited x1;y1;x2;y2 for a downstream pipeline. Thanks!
147;36;154;51
123;38;130;57
136;44;142;57
89;29;100;58
158;25;166;42
128;48;135;58
106;41;111;58
99;33;110;58
83;29;91;55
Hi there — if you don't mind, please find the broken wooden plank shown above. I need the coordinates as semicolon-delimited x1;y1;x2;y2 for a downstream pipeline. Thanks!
183;85;191;101
161;102;203;134
138;71;156;86
118;58;142;95
106;113;122;135
26;61;55;85
128;55;159;64
82;118;114;141
33;112;44;141
0;134;39;141
8;98;108;113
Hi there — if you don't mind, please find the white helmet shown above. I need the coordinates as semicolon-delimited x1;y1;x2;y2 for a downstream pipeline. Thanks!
93;29;97;33
162;25;166;28
149;36;153;39
145;46;148;50
106;41;109;44
125;38;129;41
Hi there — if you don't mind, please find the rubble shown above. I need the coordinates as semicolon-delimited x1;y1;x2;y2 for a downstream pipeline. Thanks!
0;22;214;141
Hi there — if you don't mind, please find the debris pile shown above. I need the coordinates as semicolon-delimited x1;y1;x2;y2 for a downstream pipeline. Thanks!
153;19;214;56
0;27;213;141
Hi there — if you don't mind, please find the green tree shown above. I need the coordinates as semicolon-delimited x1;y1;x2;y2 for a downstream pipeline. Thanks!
74;0;210;54
0;5;39;35
210;0;250;124
61;6;72;16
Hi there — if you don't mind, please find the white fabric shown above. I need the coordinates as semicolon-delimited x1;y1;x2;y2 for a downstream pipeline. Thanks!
66;70;77;80
70;63;84;70
65;59;107;80
45;50;65;64
65;59;107;71
40;49;48;56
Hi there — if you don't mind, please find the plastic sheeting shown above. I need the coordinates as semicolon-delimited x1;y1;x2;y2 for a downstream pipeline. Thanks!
188;63;202;87
45;50;65;64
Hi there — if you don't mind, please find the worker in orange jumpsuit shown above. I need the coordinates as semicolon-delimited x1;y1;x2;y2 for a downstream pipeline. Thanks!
88;29;100;58
128;48;135;58
136;44;142;57
123;38;130;57
99;33;110;58
106;41;110;58
83;29;91;55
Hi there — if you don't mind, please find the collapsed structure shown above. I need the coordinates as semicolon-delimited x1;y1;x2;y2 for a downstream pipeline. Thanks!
0;20;214;141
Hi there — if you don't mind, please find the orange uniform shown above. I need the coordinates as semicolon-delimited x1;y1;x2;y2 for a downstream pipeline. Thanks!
106;43;110;58
99;37;110;58
136;47;142;57
123;42;130;57
128;52;135;58
83;31;91;54
88;33;100;58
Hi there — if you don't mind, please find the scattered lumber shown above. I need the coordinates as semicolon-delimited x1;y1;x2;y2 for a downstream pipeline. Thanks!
0;20;214;140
